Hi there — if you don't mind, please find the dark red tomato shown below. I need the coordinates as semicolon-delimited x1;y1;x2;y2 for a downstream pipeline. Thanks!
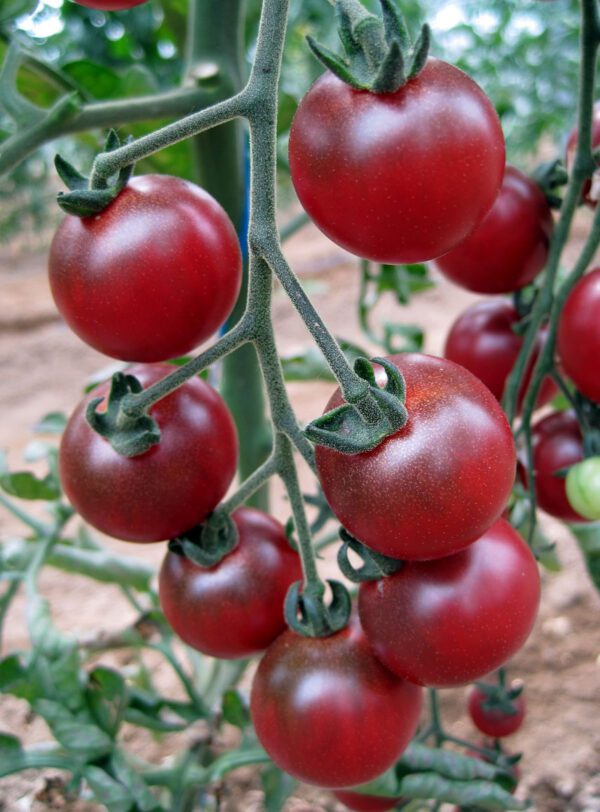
468;685;525;738
49;175;242;362
566;103;600;207
59;364;237;542
332;790;401;811
359;519;540;688
528;410;587;522
250;618;422;788
72;1;148;10
444;300;557;409
315;354;516;561
289;59;505;264
557;268;600;403
435;166;553;293
159;508;302;658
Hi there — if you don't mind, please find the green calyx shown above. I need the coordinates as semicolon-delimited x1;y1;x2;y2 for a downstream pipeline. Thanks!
475;680;524;717
86;372;161;458
169;511;239;568
305;356;408;454
337;528;403;582
284;579;351;638
308;0;431;93
55;129;135;218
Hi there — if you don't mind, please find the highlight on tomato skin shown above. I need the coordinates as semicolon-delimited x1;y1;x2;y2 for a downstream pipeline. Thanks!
250;616;423;789
158;507;302;659
557;268;600;404
358;519;541;688
435;165;554;294
315;353;516;562
59;364;238;542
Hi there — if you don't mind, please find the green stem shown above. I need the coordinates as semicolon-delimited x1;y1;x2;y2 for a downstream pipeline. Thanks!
0;490;48;535
218;450;280;514
428;689;443;748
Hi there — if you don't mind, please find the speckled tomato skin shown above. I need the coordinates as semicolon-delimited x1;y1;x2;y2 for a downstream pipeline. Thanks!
289;59;505;264
332;790;401;811
359;520;540;688
159;508;302;658
435;166;554;294
59;364;238;542
315;354;516;561
72;0;148;10
557;268;600;403
468;685;526;738
250;619;422;788
49;175;242;362
444;299;557;409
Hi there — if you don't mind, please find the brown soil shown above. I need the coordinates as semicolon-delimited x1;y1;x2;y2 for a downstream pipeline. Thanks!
0;214;599;812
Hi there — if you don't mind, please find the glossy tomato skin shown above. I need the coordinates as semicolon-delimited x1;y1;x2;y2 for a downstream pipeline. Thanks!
435;166;553;293
250;618;422;788
49;175;242;363
59;364;238;542
566;103;600;207
289;59;505;264
159;508;302;658
315;354;516;561
468;686;525;738
444;300;557;409
72;0;148;11
359;520;540;688
529;410;587;522
332;790;400;811
557;268;600;403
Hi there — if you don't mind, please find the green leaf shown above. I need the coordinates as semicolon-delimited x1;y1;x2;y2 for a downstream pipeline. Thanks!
61;61;122;100
281;338;370;383
86;667;128;738
110;751;162;811
261;764;297;812
33;699;113;760
221;689;250;730
382;323;424;353
0;0;37;23
0;470;60;501
569;522;600;593
83;766;135;812
0;732;22;759
399;773;526;810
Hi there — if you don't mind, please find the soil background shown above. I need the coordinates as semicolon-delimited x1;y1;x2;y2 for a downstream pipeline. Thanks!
0;212;599;812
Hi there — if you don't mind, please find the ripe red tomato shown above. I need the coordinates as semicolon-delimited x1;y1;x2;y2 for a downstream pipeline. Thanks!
250;618;422;788
566;103;600;207
358;519;540;688
528;410;587;522
159;508;302;658
435;166;553;293
289;59;505;264
72;0;147;9
59;364;237;542
49;175;242;363
332;790;400;811
557;268;600;403
468;685;525;738
315;354;516;561
444;300;557;409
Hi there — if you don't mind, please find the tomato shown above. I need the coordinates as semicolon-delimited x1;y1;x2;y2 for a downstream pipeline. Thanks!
358;519;540;688
528;410;587;522
159;508;302;658
332;790;401;811
59;364;237;542
435;166;553;293
72;0;148;9
315;354;516;561
250;618;422;788
468;685;525;738
566;457;600;521
49;175;242;363
557;268;600;403
565;103;600;207
288;59;505;264
444;300;557;409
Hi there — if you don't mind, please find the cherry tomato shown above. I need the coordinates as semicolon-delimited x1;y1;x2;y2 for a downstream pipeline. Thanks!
49;175;242;363
557;268;600;404
289;59;505;264
358;519;540;688
566;457;600;521
528;410;587;522
332;790;400;811
159;508;302;658
72;0;148;9
444;300;557;409
59;364;238;542
468;685;525;738
565;103;600;207
315;354;516;561
435;166;553;293
250;618;422;788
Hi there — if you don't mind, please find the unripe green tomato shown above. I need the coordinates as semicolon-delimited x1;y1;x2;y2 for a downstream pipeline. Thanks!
566;457;600;520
